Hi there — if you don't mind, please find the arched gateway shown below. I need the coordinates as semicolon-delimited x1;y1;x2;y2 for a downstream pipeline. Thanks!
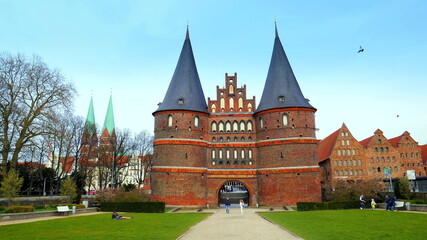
218;181;249;207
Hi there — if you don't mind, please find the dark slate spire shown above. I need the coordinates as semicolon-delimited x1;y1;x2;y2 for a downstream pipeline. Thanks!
256;24;314;113
154;26;208;114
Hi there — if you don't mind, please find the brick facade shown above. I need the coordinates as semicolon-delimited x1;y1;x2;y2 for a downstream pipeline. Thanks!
318;124;425;185
152;73;321;207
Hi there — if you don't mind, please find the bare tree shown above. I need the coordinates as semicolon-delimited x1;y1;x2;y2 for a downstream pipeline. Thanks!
97;128;136;189
0;52;76;177
131;130;153;188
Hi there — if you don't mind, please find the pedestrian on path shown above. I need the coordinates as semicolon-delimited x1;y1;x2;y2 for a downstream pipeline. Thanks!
225;197;231;214
371;199;376;210
239;199;244;214
359;194;366;209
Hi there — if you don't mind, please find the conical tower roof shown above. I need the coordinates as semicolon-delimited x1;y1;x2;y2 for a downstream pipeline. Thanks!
102;95;115;135
153;27;208;114
256;24;314;113
84;96;96;135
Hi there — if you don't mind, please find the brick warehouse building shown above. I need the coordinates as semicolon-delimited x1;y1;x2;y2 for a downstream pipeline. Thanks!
151;25;321;207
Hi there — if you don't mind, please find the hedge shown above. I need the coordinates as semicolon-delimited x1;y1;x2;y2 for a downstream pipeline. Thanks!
100;201;165;213
5;206;35;213
297;201;359;211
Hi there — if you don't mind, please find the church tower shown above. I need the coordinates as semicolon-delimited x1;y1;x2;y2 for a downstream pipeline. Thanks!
254;24;321;204
152;27;209;205
81;96;98;159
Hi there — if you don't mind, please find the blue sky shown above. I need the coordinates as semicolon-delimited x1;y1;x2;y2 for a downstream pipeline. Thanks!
1;0;426;144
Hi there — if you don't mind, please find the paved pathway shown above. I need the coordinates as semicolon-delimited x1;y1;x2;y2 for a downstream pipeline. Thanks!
0;212;103;226
177;208;302;240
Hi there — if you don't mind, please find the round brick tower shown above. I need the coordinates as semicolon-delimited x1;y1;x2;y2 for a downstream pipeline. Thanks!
254;24;321;205
152;27;209;206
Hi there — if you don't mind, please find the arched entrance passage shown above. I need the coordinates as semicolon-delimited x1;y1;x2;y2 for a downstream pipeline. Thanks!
218;181;249;208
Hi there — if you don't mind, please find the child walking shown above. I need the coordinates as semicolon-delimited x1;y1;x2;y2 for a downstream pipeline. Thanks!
371;199;376;210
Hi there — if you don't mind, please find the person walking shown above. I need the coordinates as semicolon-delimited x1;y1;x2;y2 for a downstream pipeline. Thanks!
390;195;397;211
385;195;390;211
239;199;244;215
371;199;376;210
359;194;366;209
225;197;231;214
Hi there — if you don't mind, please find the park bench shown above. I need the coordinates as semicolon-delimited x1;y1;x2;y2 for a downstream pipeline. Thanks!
56;206;71;216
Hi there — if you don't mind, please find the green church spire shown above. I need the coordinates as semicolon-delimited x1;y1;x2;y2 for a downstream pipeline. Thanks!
84;96;96;135
102;95;115;135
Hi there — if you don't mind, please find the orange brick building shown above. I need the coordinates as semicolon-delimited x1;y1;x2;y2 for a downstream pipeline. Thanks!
318;124;425;186
151;25;321;207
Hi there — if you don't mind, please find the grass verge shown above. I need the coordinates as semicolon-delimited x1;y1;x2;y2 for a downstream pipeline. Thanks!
259;210;427;240
0;213;208;240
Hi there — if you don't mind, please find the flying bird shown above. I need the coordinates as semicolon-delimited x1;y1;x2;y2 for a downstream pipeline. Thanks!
357;46;364;53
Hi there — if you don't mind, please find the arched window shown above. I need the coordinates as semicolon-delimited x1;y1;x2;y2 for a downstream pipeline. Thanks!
392;156;396;161
282;114;288;126
219;150;223;159
387;157;390;162
247;121;253;132
339;160;342;166
346;140;350;145
229;98;234;111
212;150;216;159
226;150;230;159
349;160;352;166
211;104;216;113
259;117;264;129
358;160;362;166
344;160;348;166
352;149;356;155
353;160;357;166
229;85;234;94
248;149;253;159
167;115;173;127
241;137;245;141
233;137;238;141
194;116;199;128
225;121;231;132
247;103;252;112
212;137;216;142
370;158;374;163
335;170;339;176
220;98;225;110
211;122;217;132
248;136;252;141
334;161;338;167
238;98;243;110
240;121;245;132
234;150;238;159
233;121;238;132
241;150;245;159
338;150;341;156
219;122;224;132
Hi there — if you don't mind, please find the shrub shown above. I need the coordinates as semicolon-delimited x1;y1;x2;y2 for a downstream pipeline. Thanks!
5;206;35;213
0;207;5;213
0;171;24;205
60;178;78;203
297;201;359;211
100;201;165;213
409;200;427;204
322;180;384;202
94;189;150;205
394;178;411;200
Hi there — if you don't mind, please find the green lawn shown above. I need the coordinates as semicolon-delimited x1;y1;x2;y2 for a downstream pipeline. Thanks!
259;210;427;240
0;213;209;240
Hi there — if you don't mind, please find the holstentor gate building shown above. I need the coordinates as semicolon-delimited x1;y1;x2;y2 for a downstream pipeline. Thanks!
152;25;322;207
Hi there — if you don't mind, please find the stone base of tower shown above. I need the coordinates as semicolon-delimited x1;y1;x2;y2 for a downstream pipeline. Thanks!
258;171;321;206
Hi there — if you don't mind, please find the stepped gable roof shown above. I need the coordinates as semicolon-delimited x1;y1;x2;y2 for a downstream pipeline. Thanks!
84;96;96;135
256;23;314;114
103;95;115;135
154;27;208;114
421;144;427;164
388;135;403;147
359;135;374;147
318;128;340;163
